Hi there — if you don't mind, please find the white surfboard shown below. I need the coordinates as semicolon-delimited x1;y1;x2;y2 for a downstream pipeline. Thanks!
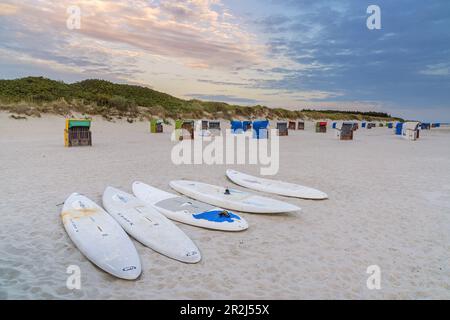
102;187;201;264
169;180;301;214
132;181;248;232
61;193;141;280
226;169;328;200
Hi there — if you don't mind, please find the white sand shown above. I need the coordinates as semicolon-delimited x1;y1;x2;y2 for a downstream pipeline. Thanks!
0;112;449;299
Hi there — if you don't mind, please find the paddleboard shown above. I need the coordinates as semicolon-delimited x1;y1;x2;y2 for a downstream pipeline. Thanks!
102;187;201;263
226;169;328;200
132;181;248;231
61;193;141;280
169;180;301;214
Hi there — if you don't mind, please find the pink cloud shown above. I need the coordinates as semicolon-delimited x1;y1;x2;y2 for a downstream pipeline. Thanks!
0;3;18;15
4;0;263;70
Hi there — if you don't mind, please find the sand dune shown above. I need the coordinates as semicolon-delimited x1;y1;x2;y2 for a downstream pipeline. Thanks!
0;113;449;299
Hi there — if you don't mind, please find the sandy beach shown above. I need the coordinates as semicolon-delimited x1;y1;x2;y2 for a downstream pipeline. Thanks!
0;112;449;300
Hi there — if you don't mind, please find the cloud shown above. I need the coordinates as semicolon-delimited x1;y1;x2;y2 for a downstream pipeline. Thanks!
186;62;210;69
0;3;18;15
0;0;265;71
197;79;250;86
248;0;450;115
1;0;449;120
420;63;450;76
185;93;259;104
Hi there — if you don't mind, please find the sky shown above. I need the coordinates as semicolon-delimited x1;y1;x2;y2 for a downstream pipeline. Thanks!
0;0;449;122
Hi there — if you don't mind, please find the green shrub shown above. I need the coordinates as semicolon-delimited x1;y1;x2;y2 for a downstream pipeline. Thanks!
0;77;404;122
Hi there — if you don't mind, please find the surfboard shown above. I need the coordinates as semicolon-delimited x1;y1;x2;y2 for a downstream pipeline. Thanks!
61;193;141;280
102;187;201;263
169;180;301;214
132;182;248;231
226;169;328;200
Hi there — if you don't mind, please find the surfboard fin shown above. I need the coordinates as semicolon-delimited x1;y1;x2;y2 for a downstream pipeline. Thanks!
219;210;231;218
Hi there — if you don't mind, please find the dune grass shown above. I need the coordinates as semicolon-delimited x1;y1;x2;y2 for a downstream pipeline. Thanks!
0;77;403;122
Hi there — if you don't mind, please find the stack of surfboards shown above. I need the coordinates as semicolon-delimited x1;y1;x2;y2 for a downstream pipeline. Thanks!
61;184;250;279
61;170;327;279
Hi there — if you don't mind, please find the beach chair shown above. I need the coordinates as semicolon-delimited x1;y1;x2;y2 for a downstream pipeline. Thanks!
253;120;269;139
395;123;404;135
288;121;296;130
243;121;252;132
297;121;305;130
175;120;194;140
150;119;163;133
276;122;288;136
403;122;420;141
337;123;354;140
230;120;243;134
315;122;327;133
208;121;221;130
64;119;92;147
207;121;221;136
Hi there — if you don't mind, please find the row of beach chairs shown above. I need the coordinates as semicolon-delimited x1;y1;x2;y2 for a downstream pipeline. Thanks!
65;118;441;147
